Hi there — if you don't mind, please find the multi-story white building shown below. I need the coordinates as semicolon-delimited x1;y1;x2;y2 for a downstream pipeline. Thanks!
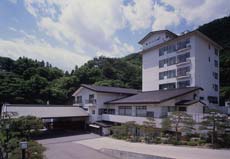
139;30;222;106
72;29;222;135
73;84;205;135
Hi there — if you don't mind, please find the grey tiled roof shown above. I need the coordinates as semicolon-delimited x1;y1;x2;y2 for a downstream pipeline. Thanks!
81;84;139;95
175;99;206;105
105;87;202;104
2;104;88;118
138;30;178;44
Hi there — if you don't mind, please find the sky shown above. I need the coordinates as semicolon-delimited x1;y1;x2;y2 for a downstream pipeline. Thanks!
0;0;229;71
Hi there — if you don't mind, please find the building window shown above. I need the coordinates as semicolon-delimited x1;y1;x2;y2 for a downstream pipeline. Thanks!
215;48;219;56
159;57;177;68
213;72;218;79
168;70;176;78
159;83;176;90
159;47;167;56
159;72;165;80
87;94;96;104
146;111;154;118
98;109;115;115
193;94;197;100
89;94;94;100
76;96;82;103
167;57;176;66
178;107;187;112
177;52;190;63
167;44;176;54
119;106;132;116
178;80;190;88
200;96;204;100
208;96;218;104
168;107;176;112
136;106;147;117
208;57;210;62
159;59;166;68
214;60;218;67
213;84;218;91
177;38;190;50
177;66;190;77
159;70;176;80
92;110;95;114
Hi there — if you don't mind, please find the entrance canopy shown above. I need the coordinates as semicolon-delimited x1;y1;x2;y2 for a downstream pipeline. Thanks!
1;104;88;119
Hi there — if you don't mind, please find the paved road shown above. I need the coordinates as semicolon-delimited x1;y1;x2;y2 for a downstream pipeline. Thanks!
38;133;116;159
77;137;230;159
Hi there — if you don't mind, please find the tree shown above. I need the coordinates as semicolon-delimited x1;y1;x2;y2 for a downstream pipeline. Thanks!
141;117;156;142
0;116;45;159
124;121;141;141
161;111;195;141
200;110;229;145
11;116;44;140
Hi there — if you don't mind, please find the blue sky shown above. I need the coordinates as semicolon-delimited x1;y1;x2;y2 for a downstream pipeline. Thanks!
0;0;229;71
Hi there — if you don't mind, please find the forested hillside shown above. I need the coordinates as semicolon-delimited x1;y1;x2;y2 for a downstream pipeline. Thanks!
0;54;141;104
0;16;229;105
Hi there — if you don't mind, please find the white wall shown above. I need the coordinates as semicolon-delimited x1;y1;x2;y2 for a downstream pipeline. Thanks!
142;33;220;106
102;114;162;128
187;102;204;114
73;87;131;122
142;32;171;50
142;36;193;91
194;35;219;106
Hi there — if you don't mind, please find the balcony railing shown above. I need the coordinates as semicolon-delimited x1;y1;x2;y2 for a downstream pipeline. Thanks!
85;99;97;106
176;72;191;79
73;101;83;107
176;59;191;66
102;114;162;128
167;112;206;123
176;44;191;53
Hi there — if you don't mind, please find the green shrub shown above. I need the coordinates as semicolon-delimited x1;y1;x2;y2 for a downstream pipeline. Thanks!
198;140;206;145
173;141;181;145
153;137;162;144
187;141;199;146
180;141;188;145
9;140;45;159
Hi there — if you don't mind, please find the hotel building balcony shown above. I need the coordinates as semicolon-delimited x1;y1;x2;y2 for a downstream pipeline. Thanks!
176;59;191;67
73;102;83;107
101;114;162;128
167;112;206;123
176;72;191;80
176;44;191;53
85;99;97;107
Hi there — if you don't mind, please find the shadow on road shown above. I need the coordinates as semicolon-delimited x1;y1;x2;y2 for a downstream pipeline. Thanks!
32;130;91;140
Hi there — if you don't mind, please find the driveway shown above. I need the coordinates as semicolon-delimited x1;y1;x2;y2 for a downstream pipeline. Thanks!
38;133;116;159
76;137;230;159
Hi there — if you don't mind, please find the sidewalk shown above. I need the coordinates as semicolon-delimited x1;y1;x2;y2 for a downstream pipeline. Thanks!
76;137;230;159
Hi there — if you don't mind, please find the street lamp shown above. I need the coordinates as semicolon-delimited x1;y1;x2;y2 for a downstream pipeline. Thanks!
5;123;10;159
19;142;28;159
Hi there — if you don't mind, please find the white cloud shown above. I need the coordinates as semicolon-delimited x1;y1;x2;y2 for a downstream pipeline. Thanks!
8;27;17;32
4;0;229;72
152;3;181;31
0;36;90;71
161;0;230;27
24;0;135;58
123;0;154;31
8;0;18;4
